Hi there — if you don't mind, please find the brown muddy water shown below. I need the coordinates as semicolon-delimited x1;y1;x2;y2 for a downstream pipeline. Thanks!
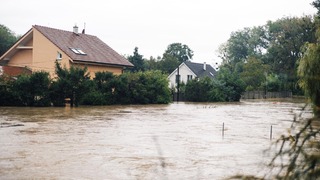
0;99;312;179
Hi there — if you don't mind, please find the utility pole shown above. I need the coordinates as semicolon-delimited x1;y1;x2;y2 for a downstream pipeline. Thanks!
176;66;180;102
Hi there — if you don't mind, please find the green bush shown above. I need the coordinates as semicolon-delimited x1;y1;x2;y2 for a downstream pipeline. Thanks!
11;72;51;106
184;67;245;102
0;65;172;106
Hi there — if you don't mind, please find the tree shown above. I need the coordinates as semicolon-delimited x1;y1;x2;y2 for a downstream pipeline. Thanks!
264;16;316;94
0;75;18;106
53;62;91;107
312;0;320;16
219;26;267;68
144;56;161;71
216;66;246;101
185;77;214;102
298;42;320;116
0;24;18;56
163;43;193;63
128;47;145;72
219;16;317;94
111;71;171;104
158;54;180;74
240;57;270;90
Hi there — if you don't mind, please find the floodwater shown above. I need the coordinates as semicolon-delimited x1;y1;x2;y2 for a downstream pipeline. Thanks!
0;99;311;179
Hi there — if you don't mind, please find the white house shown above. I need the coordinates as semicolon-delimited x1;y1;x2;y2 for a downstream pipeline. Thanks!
168;61;217;89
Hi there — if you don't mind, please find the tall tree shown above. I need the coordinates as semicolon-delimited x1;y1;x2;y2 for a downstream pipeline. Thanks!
158;54;180;74
128;47;144;72
298;42;320;116
219;26;267;68
240;57;270;90
163;43;193;63
0;24;18;56
312;0;320;16
265;16;316;76
264;16;317;94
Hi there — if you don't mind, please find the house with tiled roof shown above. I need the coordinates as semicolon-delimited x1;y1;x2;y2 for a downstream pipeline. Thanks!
168;61;217;88
0;25;133;77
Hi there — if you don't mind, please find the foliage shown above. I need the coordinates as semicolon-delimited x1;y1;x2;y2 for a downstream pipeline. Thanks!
157;54;180;74
53;62;91;107
114;71;171;104
219;16;317;94
0;75;20;106
0;24;18;56
128;47;145;72
184;69;245;102
266;4;320;179
80;70;172;105
185;77;214;102
219;26;267;67
312;0;320;16
240;57;270;90
265;73;281;92
265;16;316;78
267;107;320;180
298;42;320;116
12;71;51;106
163;43;193;63
139;42;193;74
144;56;161;71
216;66;246;101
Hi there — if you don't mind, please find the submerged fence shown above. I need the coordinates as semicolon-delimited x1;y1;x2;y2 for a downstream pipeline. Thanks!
241;91;292;99
173;91;292;101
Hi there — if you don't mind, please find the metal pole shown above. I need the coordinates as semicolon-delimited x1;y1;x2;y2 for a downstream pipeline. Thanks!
270;125;273;140
222;122;224;139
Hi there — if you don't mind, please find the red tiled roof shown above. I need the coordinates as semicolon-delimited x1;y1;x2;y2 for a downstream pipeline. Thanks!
33;25;133;67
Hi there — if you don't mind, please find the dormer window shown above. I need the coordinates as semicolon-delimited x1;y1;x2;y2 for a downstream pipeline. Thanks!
70;47;87;55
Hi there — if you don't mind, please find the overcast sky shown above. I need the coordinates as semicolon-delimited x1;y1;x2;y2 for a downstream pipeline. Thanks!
1;0;317;65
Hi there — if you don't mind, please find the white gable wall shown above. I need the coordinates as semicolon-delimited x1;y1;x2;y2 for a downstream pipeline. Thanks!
168;63;197;89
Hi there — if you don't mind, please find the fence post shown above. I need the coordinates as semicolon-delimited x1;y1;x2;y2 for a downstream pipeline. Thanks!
222;122;225;139
270;125;273;140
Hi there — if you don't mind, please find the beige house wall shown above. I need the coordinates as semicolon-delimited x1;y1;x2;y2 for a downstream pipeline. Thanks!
7;49;33;68
7;36;33;68
75;64;123;78
32;28;71;77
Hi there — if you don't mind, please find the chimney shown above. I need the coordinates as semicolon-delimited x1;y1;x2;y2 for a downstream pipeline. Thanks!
203;62;206;71
73;25;78;34
82;22;86;34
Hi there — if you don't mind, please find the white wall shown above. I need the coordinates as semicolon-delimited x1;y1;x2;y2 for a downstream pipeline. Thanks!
168;63;197;89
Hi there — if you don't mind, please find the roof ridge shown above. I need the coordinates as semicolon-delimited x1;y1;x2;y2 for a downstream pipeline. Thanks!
33;25;97;38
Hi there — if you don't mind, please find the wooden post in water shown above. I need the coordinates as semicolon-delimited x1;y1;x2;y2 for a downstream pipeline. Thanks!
270;125;273;140
222;122;225;139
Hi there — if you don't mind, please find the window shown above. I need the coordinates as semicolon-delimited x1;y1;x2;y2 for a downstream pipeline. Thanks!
70;47;87;55
57;52;62;60
187;75;193;81
175;74;180;84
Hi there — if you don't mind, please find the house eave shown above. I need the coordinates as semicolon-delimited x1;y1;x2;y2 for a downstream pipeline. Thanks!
72;59;134;68
0;28;33;62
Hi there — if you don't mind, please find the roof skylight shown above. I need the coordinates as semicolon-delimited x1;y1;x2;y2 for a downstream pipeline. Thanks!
70;47;87;55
